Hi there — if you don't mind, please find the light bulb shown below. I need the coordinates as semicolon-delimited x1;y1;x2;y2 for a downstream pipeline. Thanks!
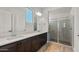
36;11;42;16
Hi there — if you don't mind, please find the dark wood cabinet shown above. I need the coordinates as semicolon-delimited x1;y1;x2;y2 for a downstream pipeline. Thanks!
0;33;47;52
22;38;32;52
31;36;42;52
16;38;32;52
16;41;25;52
0;43;17;52
31;33;47;52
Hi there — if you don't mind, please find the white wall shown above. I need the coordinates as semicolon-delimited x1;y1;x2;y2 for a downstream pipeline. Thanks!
32;8;48;32
0;9;12;37
9;8;26;33
49;7;72;20
37;11;48;32
49;13;70;20
71;8;79;51
0;10;11;33
0;8;26;37
0;7;48;37
13;11;26;33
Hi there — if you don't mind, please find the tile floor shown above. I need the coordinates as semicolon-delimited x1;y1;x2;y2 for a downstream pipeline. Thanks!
38;41;73;52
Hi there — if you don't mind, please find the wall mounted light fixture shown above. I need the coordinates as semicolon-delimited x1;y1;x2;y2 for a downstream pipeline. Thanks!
36;11;42;16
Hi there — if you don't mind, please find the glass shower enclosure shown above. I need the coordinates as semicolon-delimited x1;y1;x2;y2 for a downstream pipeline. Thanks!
48;16;73;46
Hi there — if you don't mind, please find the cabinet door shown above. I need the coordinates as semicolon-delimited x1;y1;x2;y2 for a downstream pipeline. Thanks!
31;36;42;52
39;33;47;46
16;41;25;52
0;43;17;52
31;33;47;52
16;39;31;52
23;39;32;52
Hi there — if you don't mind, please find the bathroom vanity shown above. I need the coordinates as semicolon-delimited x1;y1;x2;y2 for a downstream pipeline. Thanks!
0;32;47;52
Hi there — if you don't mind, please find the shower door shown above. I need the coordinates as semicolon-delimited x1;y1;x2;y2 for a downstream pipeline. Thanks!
59;18;73;46
49;20;58;42
49;17;73;46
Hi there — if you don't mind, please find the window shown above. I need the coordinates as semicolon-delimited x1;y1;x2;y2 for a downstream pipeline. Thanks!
25;8;33;24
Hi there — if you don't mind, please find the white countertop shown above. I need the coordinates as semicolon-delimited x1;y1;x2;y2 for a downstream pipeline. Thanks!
0;31;47;47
